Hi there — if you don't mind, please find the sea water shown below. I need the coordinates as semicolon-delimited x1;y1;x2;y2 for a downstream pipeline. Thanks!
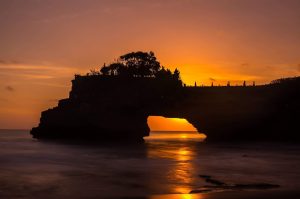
0;130;300;198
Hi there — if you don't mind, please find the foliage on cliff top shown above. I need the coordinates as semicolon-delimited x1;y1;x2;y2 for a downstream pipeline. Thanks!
88;51;181;83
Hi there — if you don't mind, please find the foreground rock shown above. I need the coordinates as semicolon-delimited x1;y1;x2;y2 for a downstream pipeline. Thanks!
191;175;280;194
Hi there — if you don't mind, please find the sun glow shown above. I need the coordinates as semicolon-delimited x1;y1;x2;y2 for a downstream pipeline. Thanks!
147;116;197;131
180;135;188;139
171;118;189;123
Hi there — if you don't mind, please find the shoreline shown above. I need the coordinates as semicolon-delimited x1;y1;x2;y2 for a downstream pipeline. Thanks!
150;189;300;199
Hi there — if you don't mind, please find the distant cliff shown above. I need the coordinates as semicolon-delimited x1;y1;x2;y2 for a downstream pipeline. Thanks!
31;75;300;142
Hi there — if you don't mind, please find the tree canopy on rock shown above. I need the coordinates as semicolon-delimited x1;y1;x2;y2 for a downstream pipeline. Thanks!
92;51;181;82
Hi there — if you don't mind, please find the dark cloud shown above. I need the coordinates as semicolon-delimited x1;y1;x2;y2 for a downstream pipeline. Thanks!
209;77;216;81
5;86;14;92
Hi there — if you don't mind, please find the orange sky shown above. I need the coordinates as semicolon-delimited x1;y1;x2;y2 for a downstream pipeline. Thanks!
147;116;197;131
0;0;299;129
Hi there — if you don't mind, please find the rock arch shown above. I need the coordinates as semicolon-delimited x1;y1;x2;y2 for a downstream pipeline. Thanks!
31;75;300;142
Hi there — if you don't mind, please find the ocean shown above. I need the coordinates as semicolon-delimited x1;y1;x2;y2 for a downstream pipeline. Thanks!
1;130;300;199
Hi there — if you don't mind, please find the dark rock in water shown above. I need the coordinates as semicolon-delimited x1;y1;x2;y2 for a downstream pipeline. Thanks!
205;178;226;186
199;175;226;186
234;183;280;189
202;183;280;190
30;52;300;142
199;175;212;179
190;189;213;194
190;183;280;194
194;174;280;194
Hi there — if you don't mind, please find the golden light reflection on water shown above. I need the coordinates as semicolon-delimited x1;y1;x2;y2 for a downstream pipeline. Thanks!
181;194;204;199
177;148;191;161
172;148;193;194
146;137;201;197
144;132;206;140
146;115;206;198
150;193;204;199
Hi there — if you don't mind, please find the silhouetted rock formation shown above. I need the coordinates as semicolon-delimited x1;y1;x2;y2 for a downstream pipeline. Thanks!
179;77;300;141
31;52;300;142
31;75;182;141
31;51;183;142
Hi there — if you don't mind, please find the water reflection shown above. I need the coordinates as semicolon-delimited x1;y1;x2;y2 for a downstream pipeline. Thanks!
146;132;204;195
145;131;206;140
2;130;299;199
151;193;205;199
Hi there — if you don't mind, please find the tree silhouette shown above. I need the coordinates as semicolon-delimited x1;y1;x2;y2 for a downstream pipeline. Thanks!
97;51;181;82
173;68;181;81
89;69;100;76
100;63;109;75
118;51;160;77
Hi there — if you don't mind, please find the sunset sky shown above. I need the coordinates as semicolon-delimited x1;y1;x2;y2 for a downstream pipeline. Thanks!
0;0;299;129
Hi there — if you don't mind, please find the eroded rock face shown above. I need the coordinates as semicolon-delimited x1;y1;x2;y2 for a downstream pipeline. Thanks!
31;75;182;141
31;75;300;142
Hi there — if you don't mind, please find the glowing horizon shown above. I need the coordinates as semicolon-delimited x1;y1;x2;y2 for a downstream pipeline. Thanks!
147;116;197;132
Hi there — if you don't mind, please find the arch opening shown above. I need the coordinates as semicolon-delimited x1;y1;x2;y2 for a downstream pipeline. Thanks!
145;116;206;141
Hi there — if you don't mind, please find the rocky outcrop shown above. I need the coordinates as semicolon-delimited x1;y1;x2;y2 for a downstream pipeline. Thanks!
31;75;182;141
31;75;300;142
